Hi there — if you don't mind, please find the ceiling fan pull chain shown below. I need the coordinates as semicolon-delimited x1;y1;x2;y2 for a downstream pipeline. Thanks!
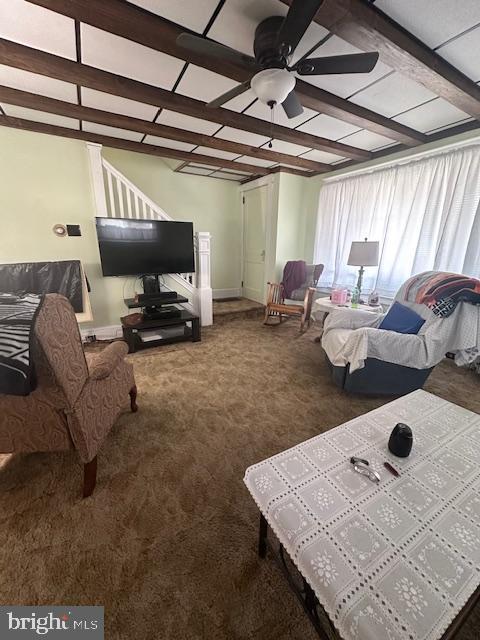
269;105;274;148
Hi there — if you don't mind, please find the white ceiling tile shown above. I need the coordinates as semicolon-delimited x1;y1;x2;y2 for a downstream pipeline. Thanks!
436;26;480;82
244;98;317;128
298;35;391;99
337;129;395;151
209;171;244;180
218;167;250;175
0;0;76;60
81;24;184;89
376;0;480;48
193;146;240;160
350;72;437;118
299;149;346;164
82;121;144;141
393;98;472;133
0;65;78;103
143;135;196;152
372;141;399;152
297;114;360;140
1;103;79;129
127;0;220;33
234;156;276;167
189;163;220;170
175;65;255;112
156;109;220;135
261;139;311;155
215;125;270;147
81;88;158;120
181;166;216;176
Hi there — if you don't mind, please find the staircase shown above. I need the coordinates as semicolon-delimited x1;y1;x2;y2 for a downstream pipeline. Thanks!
86;143;212;326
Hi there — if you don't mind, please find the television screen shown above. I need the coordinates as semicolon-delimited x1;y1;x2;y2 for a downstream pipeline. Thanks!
95;217;195;277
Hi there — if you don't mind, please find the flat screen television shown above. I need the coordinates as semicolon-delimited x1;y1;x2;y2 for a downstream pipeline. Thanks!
95;217;195;277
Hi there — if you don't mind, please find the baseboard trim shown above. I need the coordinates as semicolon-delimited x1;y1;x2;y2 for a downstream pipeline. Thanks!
213;288;241;299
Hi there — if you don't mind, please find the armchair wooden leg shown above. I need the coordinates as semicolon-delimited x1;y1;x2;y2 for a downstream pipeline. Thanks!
83;456;97;499
129;385;138;413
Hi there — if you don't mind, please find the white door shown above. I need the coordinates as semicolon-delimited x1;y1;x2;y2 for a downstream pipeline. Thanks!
242;185;268;303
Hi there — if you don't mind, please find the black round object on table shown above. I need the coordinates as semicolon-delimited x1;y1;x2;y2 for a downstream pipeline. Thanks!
388;423;413;457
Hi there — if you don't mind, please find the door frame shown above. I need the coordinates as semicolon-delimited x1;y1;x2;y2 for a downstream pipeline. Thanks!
239;175;278;303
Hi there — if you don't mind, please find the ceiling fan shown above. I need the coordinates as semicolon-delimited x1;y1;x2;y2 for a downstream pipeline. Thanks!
176;0;379;119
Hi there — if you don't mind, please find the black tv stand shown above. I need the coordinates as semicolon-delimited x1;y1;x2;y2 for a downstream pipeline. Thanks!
122;292;200;353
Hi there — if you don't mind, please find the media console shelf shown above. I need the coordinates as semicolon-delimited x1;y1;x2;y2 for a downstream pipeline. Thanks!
122;294;200;353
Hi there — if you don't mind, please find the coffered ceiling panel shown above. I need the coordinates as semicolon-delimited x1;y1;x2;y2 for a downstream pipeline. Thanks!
299;149;346;164
297;114;360;140
0;64;78;103
260;139;311;156
0;0;76;60
244;99;317;128
126;0;221;34
175;65;256;112
436;27;480;83
337;129;395;151
81;88;159;121
350;73;437;118
376;0;480;49
143;135;196;152
209;171;245;181
215;126;270;147
234;156;276;168
82;121;144;142
81;25;184;89
155;110;221;136
299;36;392;99
181;166;218;175
1;103;79;129
393;98;472;133
192;146;240;160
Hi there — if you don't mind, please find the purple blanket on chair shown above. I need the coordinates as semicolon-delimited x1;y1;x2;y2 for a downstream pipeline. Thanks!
282;261;307;299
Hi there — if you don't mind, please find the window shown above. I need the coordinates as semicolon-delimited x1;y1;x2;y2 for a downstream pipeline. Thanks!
313;143;480;297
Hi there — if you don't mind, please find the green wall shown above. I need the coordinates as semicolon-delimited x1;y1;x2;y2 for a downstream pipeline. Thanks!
273;172;320;277
0;128;241;328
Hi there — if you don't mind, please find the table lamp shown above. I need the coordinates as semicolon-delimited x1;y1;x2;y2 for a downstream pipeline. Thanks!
347;238;379;298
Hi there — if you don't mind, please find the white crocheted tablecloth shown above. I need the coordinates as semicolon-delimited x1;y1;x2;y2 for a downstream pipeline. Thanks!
244;390;480;640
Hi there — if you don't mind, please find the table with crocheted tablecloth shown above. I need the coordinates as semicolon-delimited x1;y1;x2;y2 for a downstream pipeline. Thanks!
244;390;480;640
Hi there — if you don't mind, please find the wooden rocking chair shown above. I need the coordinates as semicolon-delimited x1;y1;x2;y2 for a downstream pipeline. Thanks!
264;283;316;331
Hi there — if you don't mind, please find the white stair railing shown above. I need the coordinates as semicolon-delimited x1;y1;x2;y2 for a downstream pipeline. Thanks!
86;142;212;326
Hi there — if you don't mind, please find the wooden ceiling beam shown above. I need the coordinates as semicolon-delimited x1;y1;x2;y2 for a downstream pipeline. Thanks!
0;85;330;172
0;38;371;160
283;0;480;119
25;0;425;146
0;114;269;175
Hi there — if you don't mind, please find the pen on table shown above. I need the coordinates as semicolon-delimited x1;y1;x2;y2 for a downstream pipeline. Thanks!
384;462;400;477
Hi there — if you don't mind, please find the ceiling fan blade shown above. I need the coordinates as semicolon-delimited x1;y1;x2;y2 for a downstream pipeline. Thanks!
282;90;303;119
295;52;380;76
207;80;251;109
277;0;324;56
176;33;258;69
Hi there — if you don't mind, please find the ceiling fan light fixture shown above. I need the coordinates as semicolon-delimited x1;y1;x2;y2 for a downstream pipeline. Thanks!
250;68;295;105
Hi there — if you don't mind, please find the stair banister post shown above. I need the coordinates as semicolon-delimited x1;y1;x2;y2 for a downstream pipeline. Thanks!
86;143;108;217
193;232;213;327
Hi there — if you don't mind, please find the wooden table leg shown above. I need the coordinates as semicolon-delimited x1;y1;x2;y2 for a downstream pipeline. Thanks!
258;513;268;558
191;316;201;342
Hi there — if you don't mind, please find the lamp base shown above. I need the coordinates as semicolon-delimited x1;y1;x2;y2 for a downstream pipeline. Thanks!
356;266;365;298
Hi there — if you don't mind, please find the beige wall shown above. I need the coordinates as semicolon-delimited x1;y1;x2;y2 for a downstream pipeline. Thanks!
0;128;242;328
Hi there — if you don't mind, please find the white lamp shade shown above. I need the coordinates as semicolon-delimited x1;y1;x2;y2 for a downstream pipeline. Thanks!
347;240;379;266
250;69;296;105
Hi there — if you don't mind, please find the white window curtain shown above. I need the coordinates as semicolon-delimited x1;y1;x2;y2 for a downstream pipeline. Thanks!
313;143;480;298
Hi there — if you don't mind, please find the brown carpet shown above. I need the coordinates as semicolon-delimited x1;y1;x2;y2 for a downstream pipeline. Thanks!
0;317;478;640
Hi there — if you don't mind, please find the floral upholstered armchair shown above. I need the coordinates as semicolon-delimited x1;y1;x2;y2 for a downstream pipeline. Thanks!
0;294;137;497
